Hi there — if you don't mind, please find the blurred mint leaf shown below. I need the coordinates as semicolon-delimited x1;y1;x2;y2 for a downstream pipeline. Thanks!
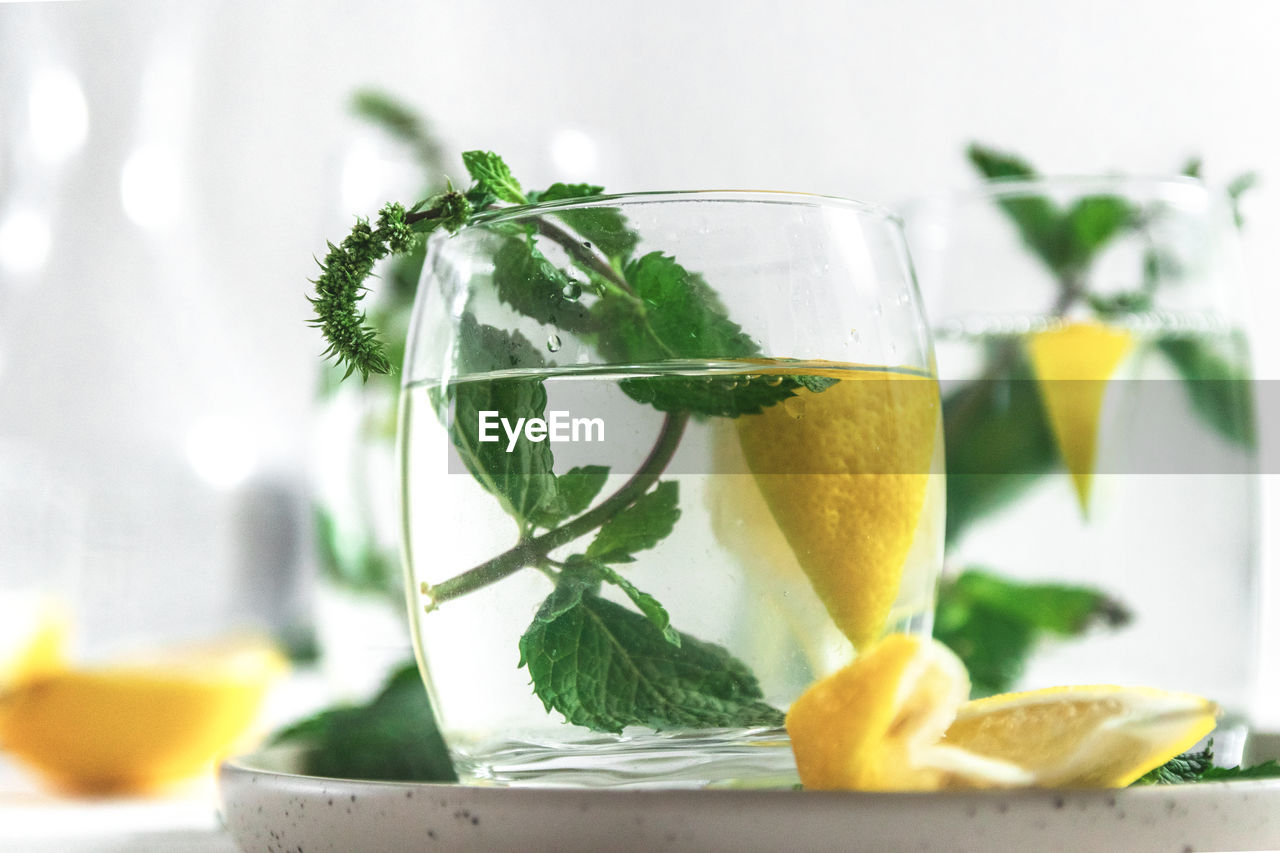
272;662;456;782
448;315;558;525
586;480;680;562
531;465;610;529
527;182;604;202
966;143;1135;278
942;346;1058;545
517;572;783;733
1156;334;1256;448
349;89;446;174
934;569;1130;698
312;506;401;600
462;150;527;204
1226;171;1259;227
492;237;596;332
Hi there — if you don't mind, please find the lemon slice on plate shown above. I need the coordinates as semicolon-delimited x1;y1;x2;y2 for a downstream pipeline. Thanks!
786;634;1218;791
0;636;287;794
1026;321;1134;513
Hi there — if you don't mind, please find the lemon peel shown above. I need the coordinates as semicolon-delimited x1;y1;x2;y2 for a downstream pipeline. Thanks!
1026;321;1134;513
786;634;1220;791
0;637;286;794
735;371;940;649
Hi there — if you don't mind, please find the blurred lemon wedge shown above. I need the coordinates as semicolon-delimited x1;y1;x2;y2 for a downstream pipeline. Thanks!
0;596;69;690
786;634;1218;791
734;371;940;649
0;637;287;794
1026;321;1134;513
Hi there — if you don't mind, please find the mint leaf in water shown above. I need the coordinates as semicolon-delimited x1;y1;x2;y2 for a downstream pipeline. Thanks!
448;315;558;526
942;347;1058;545
531;183;640;262
272;662;456;783
935;569;1130;698
492;237;595;333
564;555;680;646
530;465;610;529
586;480;680;563
1156;334;1256;449
518;573;783;733
462;150;527;204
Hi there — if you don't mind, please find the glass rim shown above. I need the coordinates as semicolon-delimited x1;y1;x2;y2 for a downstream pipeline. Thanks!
904;173;1226;212
465;188;904;228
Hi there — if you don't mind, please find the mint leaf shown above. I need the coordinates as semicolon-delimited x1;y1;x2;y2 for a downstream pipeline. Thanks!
586;480;680;562
966;143;1134;278
1156;334;1255;448
530;465;610;529
527;183;604;202
462;150;526;204
1134;742;1214;785
272;662;456;782
934;569;1130;698
1226;172;1259;227
618;373;800;418
518;574;783;733
1133;740;1280;785
564;555;680;646
448;315;558;525
942;346;1058;544
1202;760;1280;782
492;237;595;332
526;183;639;261
626;252;758;359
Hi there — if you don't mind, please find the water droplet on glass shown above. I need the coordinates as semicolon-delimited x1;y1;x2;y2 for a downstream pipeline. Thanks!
582;241;592;249
873;303;883;318
850;328;862;344
546;334;562;352
783;397;806;419
562;281;582;301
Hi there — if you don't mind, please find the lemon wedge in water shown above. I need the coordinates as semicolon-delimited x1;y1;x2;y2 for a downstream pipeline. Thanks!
734;372;940;649
1027;321;1134;513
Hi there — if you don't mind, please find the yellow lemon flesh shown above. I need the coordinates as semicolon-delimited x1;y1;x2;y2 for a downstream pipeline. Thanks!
1027;322;1134;513
944;685;1218;788
787;634;1219;791
735;371;940;649
0;638;286;794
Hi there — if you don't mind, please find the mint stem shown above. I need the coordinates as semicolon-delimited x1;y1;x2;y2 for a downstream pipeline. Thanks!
424;412;689;608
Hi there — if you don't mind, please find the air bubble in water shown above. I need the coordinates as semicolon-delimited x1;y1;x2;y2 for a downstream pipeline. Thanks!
764;375;784;386
546;334;562;352
562;281;583;301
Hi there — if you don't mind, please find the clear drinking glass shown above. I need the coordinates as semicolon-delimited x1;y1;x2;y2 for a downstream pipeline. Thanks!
399;191;944;787
906;177;1258;749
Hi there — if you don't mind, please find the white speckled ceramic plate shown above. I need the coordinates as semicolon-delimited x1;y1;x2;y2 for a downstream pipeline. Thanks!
219;740;1280;853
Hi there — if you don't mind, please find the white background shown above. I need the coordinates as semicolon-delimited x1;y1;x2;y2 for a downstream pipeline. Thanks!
1;0;1278;720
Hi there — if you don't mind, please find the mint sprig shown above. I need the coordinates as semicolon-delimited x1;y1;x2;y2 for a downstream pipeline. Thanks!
317;150;811;736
